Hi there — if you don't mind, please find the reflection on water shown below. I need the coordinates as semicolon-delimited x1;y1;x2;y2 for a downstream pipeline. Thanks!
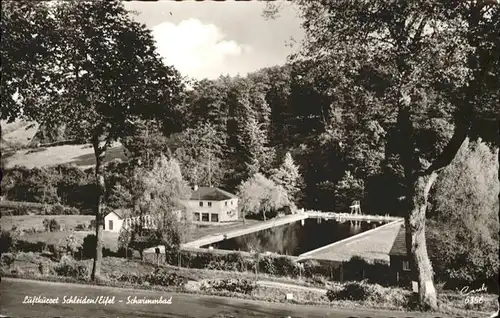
203;218;386;256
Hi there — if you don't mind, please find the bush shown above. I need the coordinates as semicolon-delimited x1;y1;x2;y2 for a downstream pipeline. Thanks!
326;280;410;307
222;252;247;272
302;259;321;278
47;244;64;260
144;270;188;287
54;255;88;279
203;279;257;295
42;218;61;232
46;204;80;215
0;230;19;253
38;260;56;276
258;255;276;275
273;256;299;277
1;253;15;268
327;281;370;301
0;206;31;216
74;223;88;231
189;252;217;269
16;240;46;254
81;234;96;259
116;273;144;284
115;270;188;288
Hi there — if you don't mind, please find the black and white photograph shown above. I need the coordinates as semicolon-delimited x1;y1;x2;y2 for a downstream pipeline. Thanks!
0;0;499;317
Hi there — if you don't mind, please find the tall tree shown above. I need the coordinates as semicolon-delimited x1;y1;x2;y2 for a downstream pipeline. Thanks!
1;0;184;280
172;122;227;188
121;119;171;169
129;155;192;258
237;173;289;222
267;0;499;309
270;152;302;204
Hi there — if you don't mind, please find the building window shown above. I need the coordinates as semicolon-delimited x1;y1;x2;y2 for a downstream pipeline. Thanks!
194;212;200;222
199;201;203;207
108;220;113;231
211;213;219;222
202;213;209;222
402;260;410;271
208;202;212;207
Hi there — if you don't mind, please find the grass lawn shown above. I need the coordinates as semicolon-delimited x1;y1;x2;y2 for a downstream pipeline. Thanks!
4;142;126;169
1;119;39;148
18;230;120;251
1;215;94;231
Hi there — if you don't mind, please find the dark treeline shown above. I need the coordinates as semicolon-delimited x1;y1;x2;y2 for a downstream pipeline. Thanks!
2;60;498;219
3;63;401;215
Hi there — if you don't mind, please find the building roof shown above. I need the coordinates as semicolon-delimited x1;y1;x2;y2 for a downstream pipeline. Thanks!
389;224;409;256
190;187;237;201
106;209;130;219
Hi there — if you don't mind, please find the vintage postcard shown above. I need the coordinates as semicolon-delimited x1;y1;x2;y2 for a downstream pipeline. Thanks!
1;0;498;317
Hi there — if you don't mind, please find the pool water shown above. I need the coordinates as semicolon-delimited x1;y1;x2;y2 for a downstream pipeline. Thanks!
202;218;384;256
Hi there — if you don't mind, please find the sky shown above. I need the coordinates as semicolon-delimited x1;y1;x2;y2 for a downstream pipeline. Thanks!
123;1;304;81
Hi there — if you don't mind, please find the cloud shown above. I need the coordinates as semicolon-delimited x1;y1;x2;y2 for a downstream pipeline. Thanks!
151;19;251;80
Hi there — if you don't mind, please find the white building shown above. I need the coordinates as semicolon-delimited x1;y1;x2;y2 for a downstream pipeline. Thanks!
103;209;126;233
185;186;239;223
103;209;181;233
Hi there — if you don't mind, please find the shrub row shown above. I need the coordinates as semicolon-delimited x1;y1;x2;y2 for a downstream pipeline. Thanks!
1;202;80;216
326;280;410;308
113;269;188;288
0;252;88;280
166;250;308;277
2;161;132;214
54;255;89;279
157;250;394;286
2;231;113;262
161;250;331;279
202;278;257;295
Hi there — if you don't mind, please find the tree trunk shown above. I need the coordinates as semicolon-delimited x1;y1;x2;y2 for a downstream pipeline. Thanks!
405;172;438;310
91;137;106;282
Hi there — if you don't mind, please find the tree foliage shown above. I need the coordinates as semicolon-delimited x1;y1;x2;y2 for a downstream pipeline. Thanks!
270;152;302;204
286;0;499;309
128;155;192;257
173;122;227;188
1;0;185;281
427;139;499;289
334;171;365;211
237;173;290;221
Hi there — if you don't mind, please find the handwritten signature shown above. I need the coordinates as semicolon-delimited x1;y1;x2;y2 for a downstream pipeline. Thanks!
459;283;488;296
459;284;488;306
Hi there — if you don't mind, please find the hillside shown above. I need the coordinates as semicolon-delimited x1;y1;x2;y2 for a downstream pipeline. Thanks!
1;119;39;148
3;142;127;169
